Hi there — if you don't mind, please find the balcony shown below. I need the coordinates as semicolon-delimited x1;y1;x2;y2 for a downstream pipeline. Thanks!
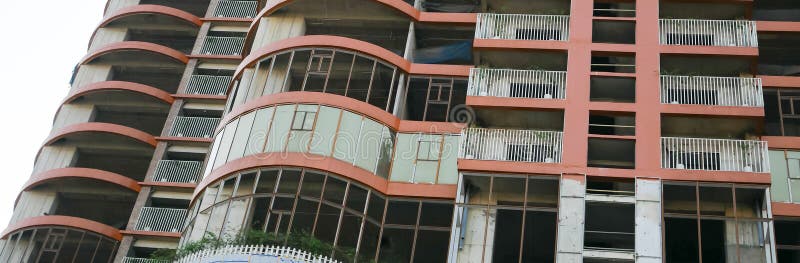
467;68;567;99
459;128;564;163
213;0;258;18
658;19;758;47
134;207;187;232
185;74;232;95
152;160;203;183
660;75;764;107
177;245;339;263
122;258;168;263
661;137;769;173
475;13;570;41
169;116;220;138
200;36;245;56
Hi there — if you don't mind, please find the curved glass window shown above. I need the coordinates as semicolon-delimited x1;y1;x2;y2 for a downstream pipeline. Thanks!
0;227;118;263
183;167;452;262
229;48;401;112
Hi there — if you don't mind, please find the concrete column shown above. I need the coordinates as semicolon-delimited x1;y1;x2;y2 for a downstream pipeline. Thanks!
635;178;662;263
556;173;586;262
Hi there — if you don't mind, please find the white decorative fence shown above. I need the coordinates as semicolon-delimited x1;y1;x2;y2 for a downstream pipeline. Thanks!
468;68;567;99
186;75;232;95
459;128;564;163
659;19;758;47
200;36;246;56
475;13;570;41
169;116;221;138
214;0;258;18
135;207;188;232
660;75;764;107
661;137;769;173
153;160;203;183
177;245;340;263
122;258;168;263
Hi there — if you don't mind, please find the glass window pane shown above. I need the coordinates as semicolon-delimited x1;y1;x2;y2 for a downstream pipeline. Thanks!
75;232;100;262
358;221;380;262
375;128;395;179
367;193;385;222
228;112;256;161
346;185;368;212
300;171;325;198
219;177;236;201
333;111;362;164
437;135;460;184
264;105;295;153
378;228;414;263
277;169;302;194
419;202;453;227
255;169;279;194
315;204;341;244
249;197;270;230
244;107;275;156
236;172;257;196
413;230;450;263
355;119;383;173
389;133;417;182
385;200;419;226
323;177;348;205
335;212;363;260
222;198;249;238
309;106;341;157
290;198;319;234
213;120;238;169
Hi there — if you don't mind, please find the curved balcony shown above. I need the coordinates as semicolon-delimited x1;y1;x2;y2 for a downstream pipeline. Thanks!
82;41;189;65
660;75;764;107
0;216;120;262
659;19;758;47
65;81;175;105
92;4;202;52
75;42;188;93
177;245;339;263
22;167;141;194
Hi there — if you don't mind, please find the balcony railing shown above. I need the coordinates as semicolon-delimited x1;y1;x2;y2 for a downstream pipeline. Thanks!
200;36;245;56
185;75;232;95
468;68;567;99
214;0;258;18
661;137;769;173
177;245;339;263
152;160;203;183
459;128;564;163
122;258;168;263
475;13;570;41
169;116;220;138
134;207;187;232
660;75;764;107
659;19;758;47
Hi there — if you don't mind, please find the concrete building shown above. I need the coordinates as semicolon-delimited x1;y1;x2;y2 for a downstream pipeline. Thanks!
1;0;800;262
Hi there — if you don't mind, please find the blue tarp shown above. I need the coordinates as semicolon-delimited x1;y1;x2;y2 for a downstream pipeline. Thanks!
413;41;472;64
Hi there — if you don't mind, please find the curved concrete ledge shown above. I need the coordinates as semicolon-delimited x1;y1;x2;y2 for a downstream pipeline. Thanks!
44;122;158;147
1;215;123;240
193;153;457;201
243;0;477;54
218;91;465;135
65;81;175;104
81;41;189;64
99;5;203;28
233;35;470;88
23;167;141;193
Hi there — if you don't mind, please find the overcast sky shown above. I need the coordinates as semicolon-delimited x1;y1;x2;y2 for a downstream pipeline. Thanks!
0;1;107;225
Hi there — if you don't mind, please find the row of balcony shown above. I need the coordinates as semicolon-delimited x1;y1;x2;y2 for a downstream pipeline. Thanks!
459;128;770;173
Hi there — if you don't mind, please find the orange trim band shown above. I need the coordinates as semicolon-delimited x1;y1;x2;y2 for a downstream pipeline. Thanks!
763;136;800;150
1;215;123;240
82;41;189;65
65;81;175;104
759;75;800;88
218;91;465;135
44;122;158;147
756;21;800;33
24;167;141;193
193;153;457;201
773;202;800;217
99;5;202;27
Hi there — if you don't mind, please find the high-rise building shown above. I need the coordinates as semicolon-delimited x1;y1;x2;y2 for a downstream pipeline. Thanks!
2;0;800;262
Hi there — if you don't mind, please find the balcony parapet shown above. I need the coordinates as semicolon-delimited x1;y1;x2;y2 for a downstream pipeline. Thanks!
122;258;167;263
659;19;758;47
213;0;258;18
169;116;221;138
185;74;232;95
459;128;564;163
661;137;769;173
475;13;570;41
660;75;763;107
200;36;245;56
468;68;567;99
152;160;202;184
134;207;187;233
177;245;340;263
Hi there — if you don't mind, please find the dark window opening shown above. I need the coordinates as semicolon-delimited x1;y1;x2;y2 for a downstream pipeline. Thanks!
590;76;636;103
592;20;636;44
587;138;636;169
589;112;635;136
592;53;636;73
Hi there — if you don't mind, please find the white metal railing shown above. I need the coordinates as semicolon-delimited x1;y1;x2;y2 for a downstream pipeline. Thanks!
200;36;246;56
214;0;258;18
459;128;564;163
659;19;758;47
177;245;340;263
169;116;220;138
661;137;769;173
152;160;203;183
468;68;567;99
475;13;570;41
186;75;232;95
122;258;168;263
135;207;188;232
660;75;764;107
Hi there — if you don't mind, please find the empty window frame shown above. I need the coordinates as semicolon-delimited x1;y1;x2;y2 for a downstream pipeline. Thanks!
403;76;467;122
587;138;636;169
662;182;773;263
764;89;800;136
591;53;636;73
589;112;635;136
592;20;636;44
453;174;559;263
584;202;635;251
290;110;317;131
775;219;800;262
593;1;636;17
590;76;636;102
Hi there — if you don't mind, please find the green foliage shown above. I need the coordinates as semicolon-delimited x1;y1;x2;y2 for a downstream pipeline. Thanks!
148;248;176;261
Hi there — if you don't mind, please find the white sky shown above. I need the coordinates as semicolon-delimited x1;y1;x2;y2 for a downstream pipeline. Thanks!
0;1;108;225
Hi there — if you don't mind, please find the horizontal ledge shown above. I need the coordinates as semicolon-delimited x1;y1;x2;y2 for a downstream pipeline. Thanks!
120;230;182;238
772;202;800;217
763;136;800;150
82;41;189;64
65;81;175;104
155;136;213;143
139;181;197;188
2;216;122;240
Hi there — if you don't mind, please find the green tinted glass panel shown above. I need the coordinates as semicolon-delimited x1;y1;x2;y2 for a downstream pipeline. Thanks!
264;105;295;153
355;119;384;173
227;112;256;161
309;106;341;157
413;134;442;183
375;128;395;179
213;119;239;169
437;134;460;184
770;150;791;203
390;133;418;182
334;111;362;164
244;107;274;156
286;105;318;152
